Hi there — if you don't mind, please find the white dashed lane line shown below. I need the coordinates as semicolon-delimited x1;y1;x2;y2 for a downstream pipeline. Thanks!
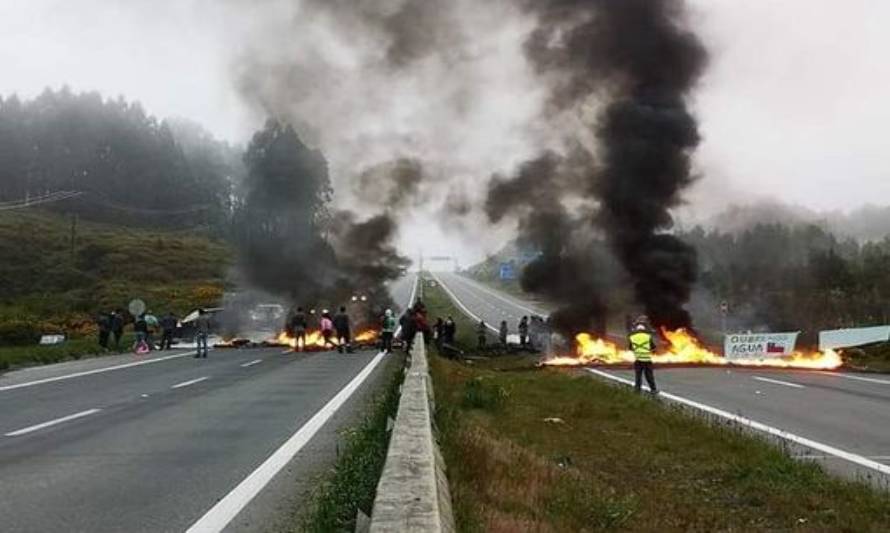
752;376;805;389
5;408;102;437
171;376;209;389
241;359;263;368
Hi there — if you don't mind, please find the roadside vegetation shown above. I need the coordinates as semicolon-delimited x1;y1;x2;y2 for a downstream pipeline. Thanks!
0;209;231;368
296;355;405;532
423;280;890;532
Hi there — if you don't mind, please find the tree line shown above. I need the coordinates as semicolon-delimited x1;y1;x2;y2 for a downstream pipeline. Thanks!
0;87;244;231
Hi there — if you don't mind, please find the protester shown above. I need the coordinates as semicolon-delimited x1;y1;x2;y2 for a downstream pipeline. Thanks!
291;306;308;351
434;317;445;350
144;310;159;351
194;308;210;358
133;313;149;354
320;312;336;349
334;306;352;353
444;316;456;344
399;309;416;353
518;316;529;347
96;312;111;349
415;307;431;345
381;309;396;354
499;320;508;347
160;311;177;350
477;320;487;348
110;310;124;350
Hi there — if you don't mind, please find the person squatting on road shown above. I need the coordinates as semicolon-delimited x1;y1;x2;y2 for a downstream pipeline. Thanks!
629;316;658;394
160;311;178;350
291;306;308;351
381;309;396;354
334;306;351;353
194;308;210;358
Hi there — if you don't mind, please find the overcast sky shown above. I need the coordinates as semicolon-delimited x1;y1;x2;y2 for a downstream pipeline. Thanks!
1;0;887;264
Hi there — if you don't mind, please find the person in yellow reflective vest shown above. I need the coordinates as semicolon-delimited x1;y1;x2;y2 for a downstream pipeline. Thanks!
628;320;658;394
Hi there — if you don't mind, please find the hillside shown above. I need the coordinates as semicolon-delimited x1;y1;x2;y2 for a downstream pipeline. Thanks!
0;209;232;343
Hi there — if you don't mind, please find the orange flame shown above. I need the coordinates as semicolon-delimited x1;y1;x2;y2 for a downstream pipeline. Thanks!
544;328;842;370
274;329;379;350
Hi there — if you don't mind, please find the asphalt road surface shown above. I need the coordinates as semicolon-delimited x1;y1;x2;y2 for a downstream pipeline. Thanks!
0;275;416;533
432;271;890;484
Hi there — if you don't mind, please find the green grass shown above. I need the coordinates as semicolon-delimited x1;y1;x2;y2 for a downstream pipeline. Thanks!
0;333;137;371
425;277;890;531
0;209;231;359
296;356;405;532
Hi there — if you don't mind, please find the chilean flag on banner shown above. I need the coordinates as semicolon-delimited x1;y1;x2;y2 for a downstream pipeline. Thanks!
766;342;786;354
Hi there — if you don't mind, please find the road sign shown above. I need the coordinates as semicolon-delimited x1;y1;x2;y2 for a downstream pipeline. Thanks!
128;298;146;317
499;262;515;280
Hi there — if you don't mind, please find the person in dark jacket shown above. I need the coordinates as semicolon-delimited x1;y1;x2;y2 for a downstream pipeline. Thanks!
518;316;529;347
97;312;111;349
443;316;456;344
333;306;351;353
400;309;416;353
159;312;178;350
499;320;508;347
291;307;308;351
477;320;487;348
110;311;124;350
434;317;445;350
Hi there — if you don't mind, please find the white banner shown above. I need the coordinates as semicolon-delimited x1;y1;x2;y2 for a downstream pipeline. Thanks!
819;326;890;351
724;332;799;360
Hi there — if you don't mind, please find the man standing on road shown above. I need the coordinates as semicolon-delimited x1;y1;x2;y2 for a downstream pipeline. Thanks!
444;316;456;344
96;312;111;349
399;309;416;353
477;320;487;349
334;306;351;353
110;310;124;350
518;316;529;347
144;310;159;351
159;311;178;350
499;320;508;347
381;309;396;354
291;306;308;351
628;316;658;395
195;308;210;358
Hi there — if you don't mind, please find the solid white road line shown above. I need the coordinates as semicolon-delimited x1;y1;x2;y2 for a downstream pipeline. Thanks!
450;273;548;317
185;351;387;533
395;274;419;339
586;368;890;477
0;351;198;392
5;408;102;437
171;376;209;389
817;372;890;385
241;359;263;368
428;271;499;333
752;376;805;389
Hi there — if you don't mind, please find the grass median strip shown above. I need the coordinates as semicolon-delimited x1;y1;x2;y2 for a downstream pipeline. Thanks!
423;279;890;531
295;355;404;533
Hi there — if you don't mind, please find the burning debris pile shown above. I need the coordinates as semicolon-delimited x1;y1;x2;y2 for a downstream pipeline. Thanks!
544;329;843;370
215;329;380;351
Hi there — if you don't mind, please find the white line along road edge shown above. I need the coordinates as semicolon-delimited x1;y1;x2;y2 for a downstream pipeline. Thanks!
752;376;805;389
5;408;102;437
586;368;890;477
0;351;197;392
186;351;387;533
427;271;499;334
394;273;419;339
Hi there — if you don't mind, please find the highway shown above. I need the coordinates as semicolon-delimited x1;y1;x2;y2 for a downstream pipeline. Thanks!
432;271;890;483
0;274;415;533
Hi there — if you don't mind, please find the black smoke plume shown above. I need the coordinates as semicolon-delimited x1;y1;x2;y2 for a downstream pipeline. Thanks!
489;0;707;333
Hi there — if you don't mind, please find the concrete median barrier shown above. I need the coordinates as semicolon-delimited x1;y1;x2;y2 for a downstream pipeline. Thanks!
370;334;454;533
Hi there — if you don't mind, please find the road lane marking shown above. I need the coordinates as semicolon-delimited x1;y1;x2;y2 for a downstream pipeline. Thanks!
186;351;387;533
428;271;499;333
587;368;890;477
241;359;263;368
171;376;209;389
0;351;198;392
817;372;890;385
449;273;548;317
5;408;102;437
394;274;418;339
753;376;805;389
